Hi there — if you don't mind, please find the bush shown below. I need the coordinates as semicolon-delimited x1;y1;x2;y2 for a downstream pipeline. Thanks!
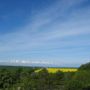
65;80;83;90
79;62;90;70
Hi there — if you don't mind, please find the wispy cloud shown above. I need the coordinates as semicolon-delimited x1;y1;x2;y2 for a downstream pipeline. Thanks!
0;0;90;66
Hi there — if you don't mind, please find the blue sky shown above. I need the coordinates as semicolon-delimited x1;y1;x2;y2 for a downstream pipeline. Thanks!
0;0;90;67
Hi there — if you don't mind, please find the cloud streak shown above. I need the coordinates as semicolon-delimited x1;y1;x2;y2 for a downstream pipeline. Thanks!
0;0;90;66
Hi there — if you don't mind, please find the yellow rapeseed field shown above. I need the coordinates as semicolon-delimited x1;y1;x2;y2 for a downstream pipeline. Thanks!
36;68;77;73
47;68;77;73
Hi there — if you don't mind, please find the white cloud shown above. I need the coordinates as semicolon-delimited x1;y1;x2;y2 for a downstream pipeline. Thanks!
0;0;90;53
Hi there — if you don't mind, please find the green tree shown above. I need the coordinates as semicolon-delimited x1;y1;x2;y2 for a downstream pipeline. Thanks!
65;80;83;90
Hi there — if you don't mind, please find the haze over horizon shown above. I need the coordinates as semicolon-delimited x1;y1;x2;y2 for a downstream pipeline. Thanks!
0;0;90;67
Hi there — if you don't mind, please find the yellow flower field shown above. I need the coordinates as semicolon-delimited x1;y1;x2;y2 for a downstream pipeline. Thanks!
47;68;77;73
36;68;77;73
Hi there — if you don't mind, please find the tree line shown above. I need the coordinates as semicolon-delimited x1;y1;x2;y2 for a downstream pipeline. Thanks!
0;62;90;90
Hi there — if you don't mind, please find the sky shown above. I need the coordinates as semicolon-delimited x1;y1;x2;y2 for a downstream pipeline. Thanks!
0;0;90;67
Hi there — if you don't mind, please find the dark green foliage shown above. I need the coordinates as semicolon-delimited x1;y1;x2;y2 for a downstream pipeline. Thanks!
79;62;90;70
65;62;90;90
0;62;90;90
55;70;64;80
65;80;83;90
83;85;90;90
0;66;36;90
